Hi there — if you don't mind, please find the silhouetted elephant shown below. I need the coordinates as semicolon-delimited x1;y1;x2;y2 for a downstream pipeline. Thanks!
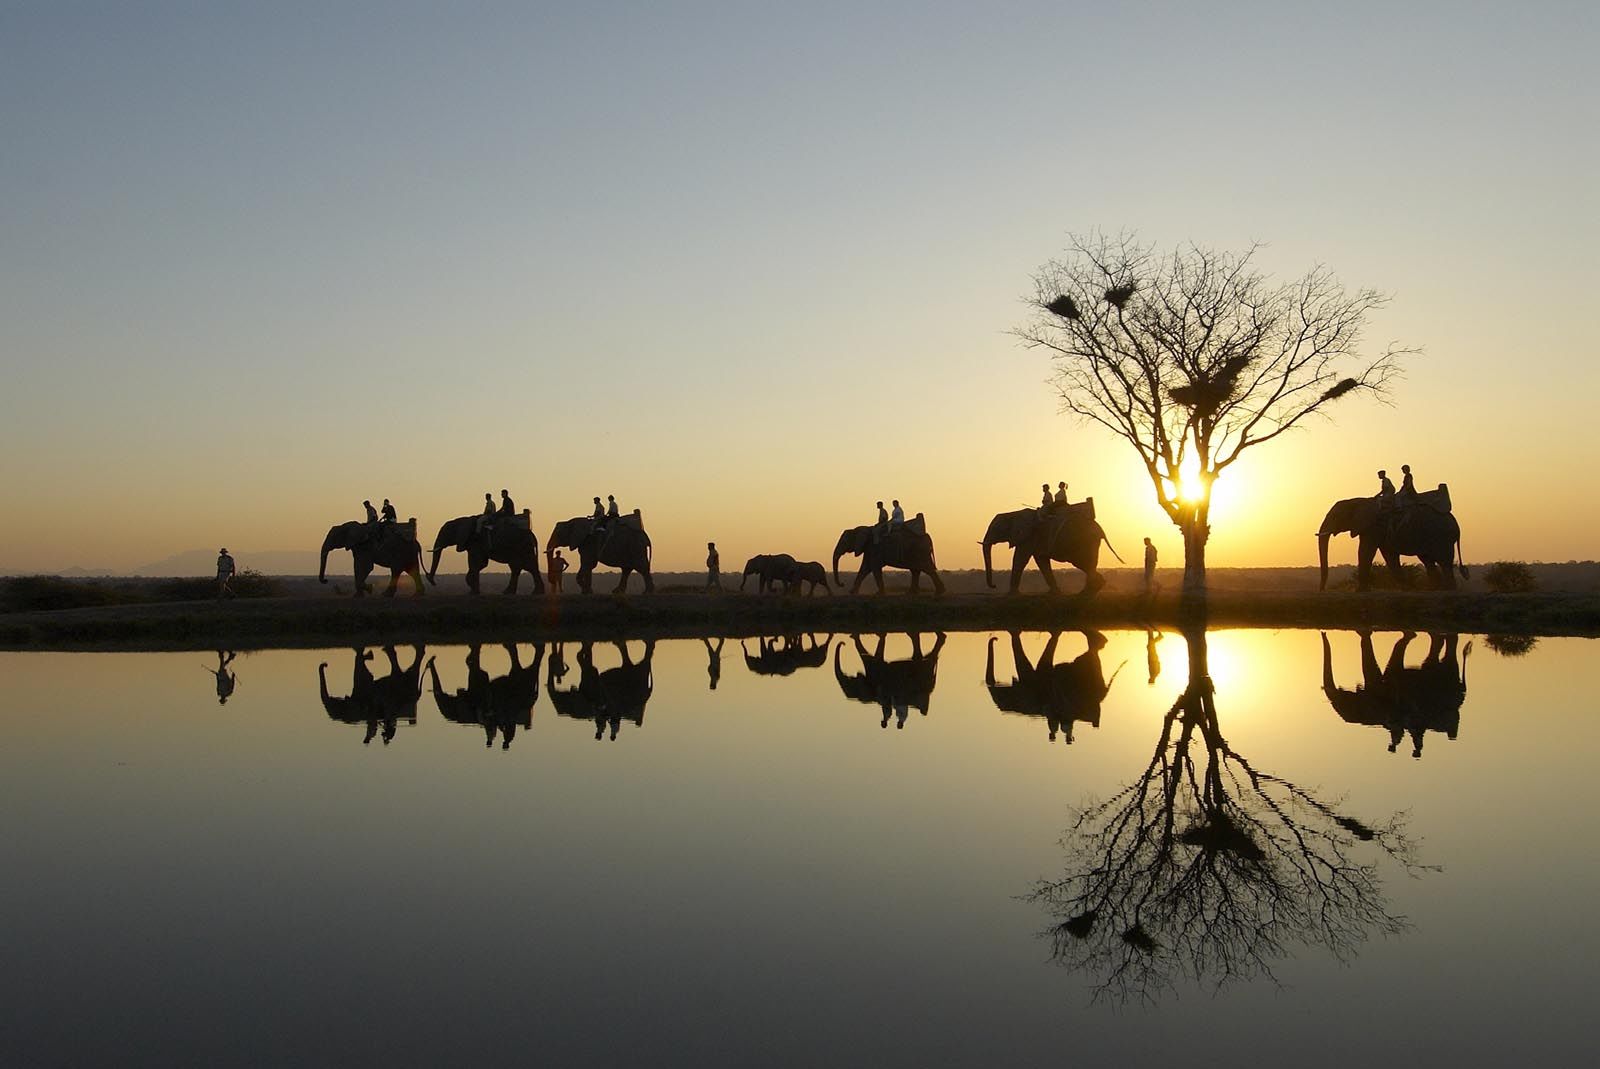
547;640;655;740
318;646;425;745
833;632;946;729
1321;631;1469;758
1317;486;1467;590
832;515;945;595
426;643;544;749
785;560;832;596
427;513;545;595
981;500;1122;596
548;512;654;594
740;553;798;593
319;520;429;597
985;632;1120;744
741;633;833;676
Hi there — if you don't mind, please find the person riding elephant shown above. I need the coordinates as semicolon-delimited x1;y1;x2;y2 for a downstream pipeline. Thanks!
319;518;429;597
318;646;425;745
547;640;655;740
833;514;945;595
428;509;545;595
1321;631;1468;758
981;498;1121;596
548;510;654;594
1317;483;1467;590
985;631;1120;744
833;632;946;729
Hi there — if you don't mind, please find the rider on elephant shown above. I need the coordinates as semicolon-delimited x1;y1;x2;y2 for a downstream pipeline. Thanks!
364;500;379;525
1054;481;1068;506
1376;469;1396;506
1399;465;1416;499
500;489;516;516
1041;484;1053;509
380;499;397;525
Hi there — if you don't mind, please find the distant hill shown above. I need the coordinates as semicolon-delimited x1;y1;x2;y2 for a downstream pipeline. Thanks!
127;549;323;577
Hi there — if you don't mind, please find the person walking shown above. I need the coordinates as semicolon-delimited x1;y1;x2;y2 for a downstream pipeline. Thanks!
1143;536;1158;595
215;548;236;599
547;549;568;593
705;542;721;592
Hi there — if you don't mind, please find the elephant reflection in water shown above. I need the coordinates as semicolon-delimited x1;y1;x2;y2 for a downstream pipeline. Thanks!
548;640;655;740
1322;631;1469;758
1028;629;1428;1003
318;646;425;746
742;634;833;677
834;633;946;730
985;632;1121;744
426;643;544;750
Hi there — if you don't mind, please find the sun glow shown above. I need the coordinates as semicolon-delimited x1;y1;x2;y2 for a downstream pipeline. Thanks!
1172;452;1206;504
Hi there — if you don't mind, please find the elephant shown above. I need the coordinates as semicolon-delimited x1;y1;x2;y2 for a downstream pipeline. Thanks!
741;633;833;676
832;514;945;595
319;520;430;597
1317;486;1468;590
981;499;1122;596
547;512;654;594
547;640;655;740
427;512;545;595
833;632;946;729
786;560;832;596
1321;631;1469;758
740;553;798;593
985;632;1120;744
318;646;425;745
426;643;544;749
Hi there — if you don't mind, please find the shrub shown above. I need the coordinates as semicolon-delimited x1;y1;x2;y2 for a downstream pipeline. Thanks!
1483;633;1538;657
1483;561;1536;594
0;576;122;612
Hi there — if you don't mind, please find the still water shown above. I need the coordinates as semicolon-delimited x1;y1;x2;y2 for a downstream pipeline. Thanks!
1;630;1593;1066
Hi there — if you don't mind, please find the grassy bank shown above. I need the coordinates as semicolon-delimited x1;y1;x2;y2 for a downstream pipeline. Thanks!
1;588;1596;651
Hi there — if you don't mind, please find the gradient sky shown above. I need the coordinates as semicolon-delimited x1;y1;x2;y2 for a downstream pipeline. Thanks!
2;1;1595;573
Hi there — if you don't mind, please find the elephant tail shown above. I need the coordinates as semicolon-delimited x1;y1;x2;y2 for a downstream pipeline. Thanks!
1456;536;1469;580
1100;530;1125;565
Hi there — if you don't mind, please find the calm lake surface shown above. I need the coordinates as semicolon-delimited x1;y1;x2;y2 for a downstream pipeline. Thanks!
1;629;1593;1066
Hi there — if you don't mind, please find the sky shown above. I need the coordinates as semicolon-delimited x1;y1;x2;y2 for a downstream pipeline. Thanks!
2;0;1596;573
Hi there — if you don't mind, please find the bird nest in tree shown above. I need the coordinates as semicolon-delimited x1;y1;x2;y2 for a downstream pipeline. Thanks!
1321;377;1360;401
1046;294;1081;320
1104;283;1137;309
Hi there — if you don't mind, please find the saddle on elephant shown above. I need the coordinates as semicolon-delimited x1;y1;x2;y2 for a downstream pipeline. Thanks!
363;518;417;543
1384;484;1452;515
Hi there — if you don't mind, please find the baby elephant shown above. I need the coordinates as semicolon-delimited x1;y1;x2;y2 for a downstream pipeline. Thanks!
784;559;832;596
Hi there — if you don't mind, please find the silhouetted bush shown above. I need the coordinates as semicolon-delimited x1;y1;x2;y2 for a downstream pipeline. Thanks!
1;570;281;611
1483;633;1538;657
1483;561;1536;594
1;577;123;612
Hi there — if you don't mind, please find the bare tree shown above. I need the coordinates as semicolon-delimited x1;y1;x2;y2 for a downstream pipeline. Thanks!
1016;233;1410;595
1026;630;1430;1004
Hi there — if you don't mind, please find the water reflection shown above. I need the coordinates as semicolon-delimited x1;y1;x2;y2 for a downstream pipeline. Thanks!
833;632;946;730
204;649;239;704
741;633;833;677
547;640;656;740
985;631;1121;744
318;646;425;745
1321;631;1469;758
702;637;725;690
426;643;544;749
1028;629;1428;1003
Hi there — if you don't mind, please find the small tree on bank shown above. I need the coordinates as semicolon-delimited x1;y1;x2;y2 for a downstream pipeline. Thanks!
1017;233;1410;597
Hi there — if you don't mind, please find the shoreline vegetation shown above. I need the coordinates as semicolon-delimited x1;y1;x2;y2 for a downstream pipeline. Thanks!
2;570;1596;651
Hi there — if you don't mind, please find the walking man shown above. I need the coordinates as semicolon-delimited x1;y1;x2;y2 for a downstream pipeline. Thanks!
547;549;567;593
706;542;721;592
1143;536;1158;595
215;547;237;599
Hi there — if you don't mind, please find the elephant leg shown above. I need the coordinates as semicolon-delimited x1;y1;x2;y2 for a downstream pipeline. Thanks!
1436;556;1456;590
410;566;424;596
1036;554;1060;595
531;565;545;595
615;569;632;594
1082;568;1106;596
873;568;885;595
504;568;520;595
383;569;400;597
353;558;374;598
1356;538;1378;590
928;565;945;596
640;565;653;593
466;566;481;595
1008;547;1028;595
850;563;868;595
910;572;921;594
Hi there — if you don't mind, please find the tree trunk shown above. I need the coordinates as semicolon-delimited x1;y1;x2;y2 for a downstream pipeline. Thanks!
1180;514;1210;606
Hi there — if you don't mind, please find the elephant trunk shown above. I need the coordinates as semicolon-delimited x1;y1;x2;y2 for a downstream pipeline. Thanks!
832;536;850;586
985;637;997;686
982;538;996;588
318;663;332;710
1318;531;1332;591
319;528;339;584
1321;633;1336;696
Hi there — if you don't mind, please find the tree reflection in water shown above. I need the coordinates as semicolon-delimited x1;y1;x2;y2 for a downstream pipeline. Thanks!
1028;628;1430;1003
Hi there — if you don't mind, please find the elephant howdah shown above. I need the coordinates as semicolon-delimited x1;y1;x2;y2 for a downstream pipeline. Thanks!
1317;483;1468;590
980;497;1121;596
